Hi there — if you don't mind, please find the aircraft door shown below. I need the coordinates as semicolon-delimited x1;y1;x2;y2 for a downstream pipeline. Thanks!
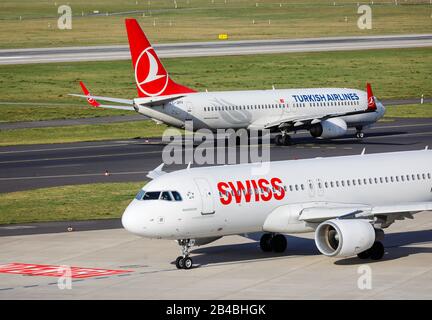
307;179;315;197
185;101;193;120
194;178;215;215
316;178;324;196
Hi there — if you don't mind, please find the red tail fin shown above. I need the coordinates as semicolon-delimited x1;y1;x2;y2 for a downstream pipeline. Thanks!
125;19;196;98
79;81;100;107
366;83;377;111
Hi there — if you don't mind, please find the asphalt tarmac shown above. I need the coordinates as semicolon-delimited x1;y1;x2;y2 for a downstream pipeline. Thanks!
1;34;431;65
1;118;431;194
0;211;431;299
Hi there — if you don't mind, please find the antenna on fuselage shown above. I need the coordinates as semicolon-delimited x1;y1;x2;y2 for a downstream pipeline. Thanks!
187;162;192;170
425;146;429;150
361;148;366;155
272;85;275;90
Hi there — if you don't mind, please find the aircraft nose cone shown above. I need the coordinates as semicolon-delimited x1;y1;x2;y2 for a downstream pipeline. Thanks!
121;203;142;235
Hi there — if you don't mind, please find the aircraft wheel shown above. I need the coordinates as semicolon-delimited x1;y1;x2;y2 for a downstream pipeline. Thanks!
183;257;193;270
274;134;283;146
370;241;385;260
271;234;287;253
357;249;371;260
260;233;273;252
175;256;185;269
281;135;292;146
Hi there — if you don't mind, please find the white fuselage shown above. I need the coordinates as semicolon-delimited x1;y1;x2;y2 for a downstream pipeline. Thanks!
122;150;432;240
134;88;385;132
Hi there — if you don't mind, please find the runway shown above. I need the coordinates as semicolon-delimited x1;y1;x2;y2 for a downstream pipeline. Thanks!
1;34;431;65
1;118;432;195
0;211;431;299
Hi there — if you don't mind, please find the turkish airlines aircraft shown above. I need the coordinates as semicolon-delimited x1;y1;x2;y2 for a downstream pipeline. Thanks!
122;149;432;269
71;19;386;145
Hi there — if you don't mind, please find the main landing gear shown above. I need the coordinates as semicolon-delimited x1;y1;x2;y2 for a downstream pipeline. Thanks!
175;239;194;270
274;133;292;146
355;126;365;139
260;233;287;253
357;241;385;260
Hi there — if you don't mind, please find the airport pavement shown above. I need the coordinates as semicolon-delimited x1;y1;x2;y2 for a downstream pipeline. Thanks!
0;211;431;299
1;34;431;65
1;118;431;195
0;98;430;130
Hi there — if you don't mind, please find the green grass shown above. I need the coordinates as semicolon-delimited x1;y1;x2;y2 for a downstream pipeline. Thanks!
385;103;432;118
0;47;431;146
0;120;167;146
0;47;431;123
0;0;431;48
0;182;144;224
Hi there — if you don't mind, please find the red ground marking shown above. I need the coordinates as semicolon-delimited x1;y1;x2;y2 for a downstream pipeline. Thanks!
0;263;133;279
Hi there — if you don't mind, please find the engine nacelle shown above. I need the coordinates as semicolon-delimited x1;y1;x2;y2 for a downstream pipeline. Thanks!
310;118;347;139
314;219;376;257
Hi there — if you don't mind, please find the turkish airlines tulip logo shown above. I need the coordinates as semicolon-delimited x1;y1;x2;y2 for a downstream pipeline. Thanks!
135;47;169;97
368;96;375;107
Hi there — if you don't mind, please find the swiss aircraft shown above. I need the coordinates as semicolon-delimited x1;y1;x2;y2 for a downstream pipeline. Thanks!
71;19;386;145
122;149;432;269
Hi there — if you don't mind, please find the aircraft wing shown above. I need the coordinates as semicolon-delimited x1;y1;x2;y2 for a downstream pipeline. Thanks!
264;108;375;131
298;201;432;224
265;83;379;131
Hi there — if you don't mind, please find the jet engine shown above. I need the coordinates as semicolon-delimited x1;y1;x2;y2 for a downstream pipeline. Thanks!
314;219;378;257
309;118;347;139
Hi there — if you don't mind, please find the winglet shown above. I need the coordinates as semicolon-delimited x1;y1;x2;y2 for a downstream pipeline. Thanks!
146;163;166;180
366;83;377;112
79;81;100;108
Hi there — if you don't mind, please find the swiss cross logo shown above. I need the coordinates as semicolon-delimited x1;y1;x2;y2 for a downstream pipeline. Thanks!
0;263;132;279
135;47;169;97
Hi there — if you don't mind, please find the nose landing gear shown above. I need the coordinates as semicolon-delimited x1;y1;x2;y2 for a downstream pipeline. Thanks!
355;126;365;139
175;239;195;270
274;133;292;146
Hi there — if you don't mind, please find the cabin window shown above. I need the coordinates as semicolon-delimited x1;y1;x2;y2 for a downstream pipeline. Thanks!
142;191;161;200
171;191;182;201
428;173;431;179
135;190;145;200
160;191;173;201
347;180;350;186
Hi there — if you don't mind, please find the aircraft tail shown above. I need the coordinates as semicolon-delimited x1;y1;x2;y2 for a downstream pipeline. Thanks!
125;19;196;98
366;83;377;111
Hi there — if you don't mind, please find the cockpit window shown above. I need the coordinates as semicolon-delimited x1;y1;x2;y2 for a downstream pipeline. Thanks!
171;191;182;201
142;191;161;200
160;191;173;201
135;190;145;200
